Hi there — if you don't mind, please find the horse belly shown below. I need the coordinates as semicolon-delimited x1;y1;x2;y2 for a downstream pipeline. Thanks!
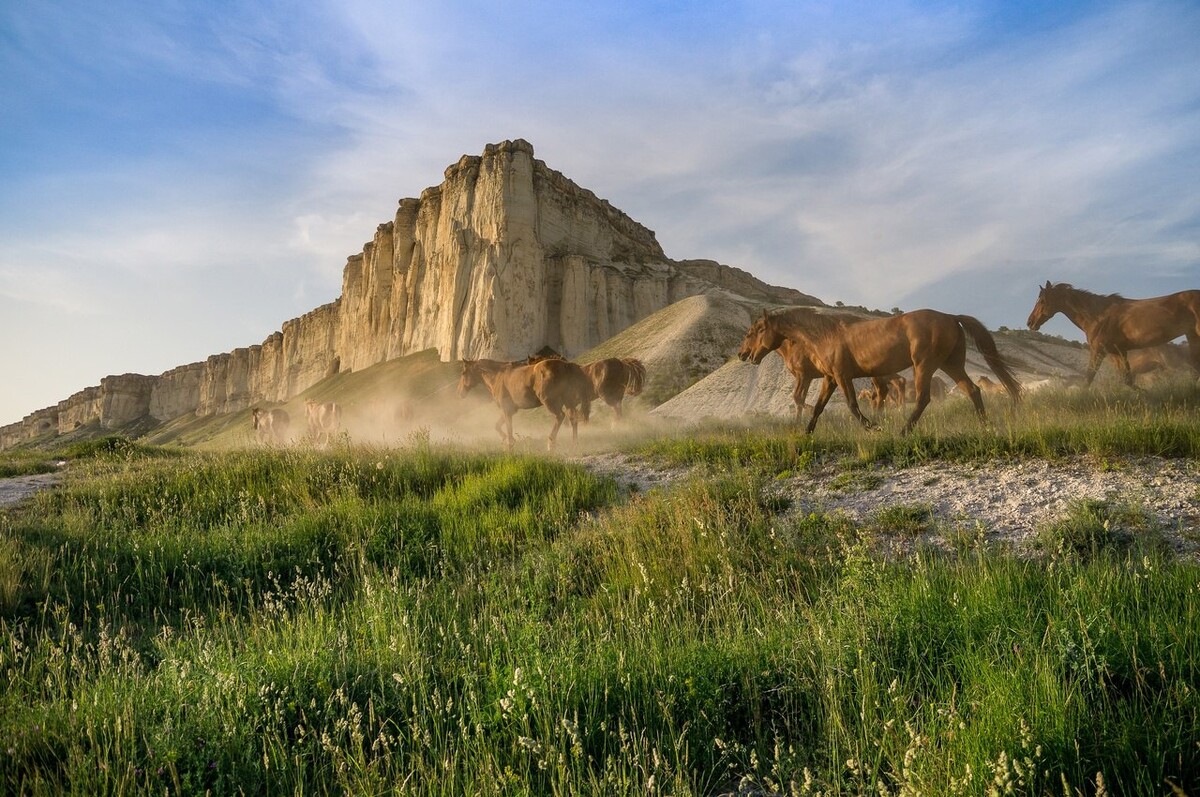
844;341;911;377
511;385;544;410
1119;306;1187;348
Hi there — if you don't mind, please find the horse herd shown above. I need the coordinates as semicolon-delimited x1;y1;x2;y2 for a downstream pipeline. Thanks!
250;283;1200;450
456;356;646;451
250;399;341;447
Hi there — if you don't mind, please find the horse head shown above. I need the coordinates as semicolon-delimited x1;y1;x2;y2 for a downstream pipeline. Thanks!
738;310;785;365
251;407;263;429
1027;280;1062;331
457;360;480;397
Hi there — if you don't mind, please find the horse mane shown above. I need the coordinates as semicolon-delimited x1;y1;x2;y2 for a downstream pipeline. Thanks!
1053;283;1124;302
768;308;848;344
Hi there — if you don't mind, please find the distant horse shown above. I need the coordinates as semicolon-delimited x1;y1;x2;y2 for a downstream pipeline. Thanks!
770;319;904;421
1026;281;1200;386
251;407;290;446
581;358;646;424
858;375;908;410
458;358;592;451
305;399;342;446
975;375;1008;395
740;308;1021;434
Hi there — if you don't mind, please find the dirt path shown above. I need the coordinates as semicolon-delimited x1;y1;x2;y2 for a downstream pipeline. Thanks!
0;473;61;508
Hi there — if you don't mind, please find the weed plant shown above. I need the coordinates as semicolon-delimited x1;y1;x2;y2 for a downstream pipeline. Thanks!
0;443;1198;794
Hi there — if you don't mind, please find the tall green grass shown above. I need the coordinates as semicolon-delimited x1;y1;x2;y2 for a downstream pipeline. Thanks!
1;445;1197;794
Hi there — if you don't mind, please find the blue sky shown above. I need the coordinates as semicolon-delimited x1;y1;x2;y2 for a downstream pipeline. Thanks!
2;0;1198;424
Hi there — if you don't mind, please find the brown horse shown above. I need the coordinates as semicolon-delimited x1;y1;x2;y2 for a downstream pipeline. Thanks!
740;308;1021;434
251;407;290;446
1026;281;1200;386
771;320;905;421
581;358;646;424
458;358;592;451
975;375;1007;395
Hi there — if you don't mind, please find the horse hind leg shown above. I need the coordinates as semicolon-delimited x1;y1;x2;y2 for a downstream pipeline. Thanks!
901;367;936;435
546;405;565;451
940;362;986;425
1186;334;1200;378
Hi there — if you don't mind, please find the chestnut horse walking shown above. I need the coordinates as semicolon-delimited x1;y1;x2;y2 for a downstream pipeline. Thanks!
458;358;592;451
581;358;646;424
740;308;1021;434
1026;281;1200;386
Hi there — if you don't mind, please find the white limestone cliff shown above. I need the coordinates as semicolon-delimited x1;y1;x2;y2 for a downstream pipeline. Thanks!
0;140;818;448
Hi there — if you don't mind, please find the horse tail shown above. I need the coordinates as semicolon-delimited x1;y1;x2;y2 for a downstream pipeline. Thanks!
623;359;646;396
573;378;592;423
955;315;1023;401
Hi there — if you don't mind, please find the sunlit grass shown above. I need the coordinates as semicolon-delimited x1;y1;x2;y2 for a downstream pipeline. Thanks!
1;432;1198;794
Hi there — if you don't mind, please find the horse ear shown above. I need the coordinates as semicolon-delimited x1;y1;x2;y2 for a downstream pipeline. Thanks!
1043;280;1052;289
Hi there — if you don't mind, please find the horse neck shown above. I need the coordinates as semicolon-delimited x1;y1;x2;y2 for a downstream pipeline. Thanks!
475;364;512;394
1057;289;1122;333
770;313;829;348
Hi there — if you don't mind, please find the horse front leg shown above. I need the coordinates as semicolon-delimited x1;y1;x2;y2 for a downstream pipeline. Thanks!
496;412;515;451
546;406;565;451
1084;346;1105;386
805;376;838;434
1115;351;1137;388
793;375;813;422
842;377;879;431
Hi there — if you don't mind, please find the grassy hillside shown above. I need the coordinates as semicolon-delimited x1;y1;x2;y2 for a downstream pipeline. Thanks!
2;386;1199;794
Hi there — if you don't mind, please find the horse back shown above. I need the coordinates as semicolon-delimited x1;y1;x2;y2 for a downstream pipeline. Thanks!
493;363;544;410
535;359;592;407
1099;291;1200;349
583;358;627;401
831;312;951;375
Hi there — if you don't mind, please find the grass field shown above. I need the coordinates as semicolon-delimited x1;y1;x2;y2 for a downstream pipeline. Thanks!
1;384;1199;795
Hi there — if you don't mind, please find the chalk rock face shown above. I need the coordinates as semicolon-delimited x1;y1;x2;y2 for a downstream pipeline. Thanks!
1;139;820;447
98;374;156;429
56;386;101;433
339;139;817;368
151;363;204;421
